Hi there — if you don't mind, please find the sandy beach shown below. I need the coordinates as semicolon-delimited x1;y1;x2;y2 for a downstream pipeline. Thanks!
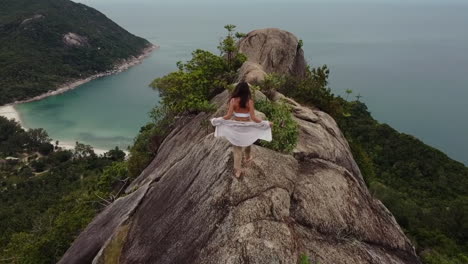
0;111;122;155
0;105;22;124
0;44;156;155
4;44;158;106
57;141;118;156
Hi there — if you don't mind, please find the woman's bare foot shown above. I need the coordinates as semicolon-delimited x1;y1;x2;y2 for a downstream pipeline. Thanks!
234;169;242;179
244;156;253;164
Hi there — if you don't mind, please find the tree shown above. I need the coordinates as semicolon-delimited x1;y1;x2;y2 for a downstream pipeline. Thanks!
38;143;54;156
345;89;353;101
104;147;126;161
31;159;47;172
27;128;51;150
217;24;246;72
73;142;96;159
0;116;23;142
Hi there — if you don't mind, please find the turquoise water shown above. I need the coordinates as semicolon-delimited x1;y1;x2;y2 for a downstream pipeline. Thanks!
16;52;164;150
17;2;468;164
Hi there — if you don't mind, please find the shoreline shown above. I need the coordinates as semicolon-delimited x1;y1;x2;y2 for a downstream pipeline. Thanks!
0;105;23;125
56;141;129;156
0;44;158;107
0;107;129;156
0;44;157;155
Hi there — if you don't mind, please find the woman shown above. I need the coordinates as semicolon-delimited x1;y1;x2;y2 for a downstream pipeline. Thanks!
212;82;272;178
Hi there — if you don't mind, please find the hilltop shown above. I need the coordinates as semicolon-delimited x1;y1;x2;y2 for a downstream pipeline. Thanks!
0;0;154;105
59;28;422;264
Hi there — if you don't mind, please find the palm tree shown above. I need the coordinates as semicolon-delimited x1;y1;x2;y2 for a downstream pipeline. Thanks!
345;89;353;101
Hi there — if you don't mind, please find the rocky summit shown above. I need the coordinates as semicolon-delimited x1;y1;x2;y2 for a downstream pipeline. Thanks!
59;29;421;264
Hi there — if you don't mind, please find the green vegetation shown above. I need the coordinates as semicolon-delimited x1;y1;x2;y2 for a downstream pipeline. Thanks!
126;119;172;179
0;20;245;263
150;49;229;114
0;0;150;105
340;102;468;264
267;66;468;263
128;25;248;183
298;254;319;264
0;116;129;262
299;254;311;264
150;25;246;115
2;24;466;264
98;224;130;264
255;100;298;153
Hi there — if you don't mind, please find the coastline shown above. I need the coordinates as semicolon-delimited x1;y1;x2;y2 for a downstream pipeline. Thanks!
57;141;126;156
0;44;156;155
0;44;158;107
0;105;23;125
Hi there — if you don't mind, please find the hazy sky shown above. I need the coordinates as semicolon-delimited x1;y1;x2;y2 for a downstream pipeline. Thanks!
75;0;466;3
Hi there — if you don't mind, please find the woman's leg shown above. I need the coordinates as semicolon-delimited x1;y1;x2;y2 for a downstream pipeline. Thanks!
244;145;253;162
232;146;243;177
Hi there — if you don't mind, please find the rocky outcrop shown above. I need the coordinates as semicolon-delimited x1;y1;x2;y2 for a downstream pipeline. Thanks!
237;61;268;84
63;32;89;47
237;28;307;83
59;29;421;264
20;14;44;25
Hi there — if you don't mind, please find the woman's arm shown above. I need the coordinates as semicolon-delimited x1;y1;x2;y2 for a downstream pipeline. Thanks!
249;100;262;123
223;99;234;120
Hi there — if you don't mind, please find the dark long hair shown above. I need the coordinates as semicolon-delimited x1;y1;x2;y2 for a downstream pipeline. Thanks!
231;82;251;108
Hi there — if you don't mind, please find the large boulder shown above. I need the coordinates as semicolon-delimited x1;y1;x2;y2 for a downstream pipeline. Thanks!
237;28;307;82
237;61;267;84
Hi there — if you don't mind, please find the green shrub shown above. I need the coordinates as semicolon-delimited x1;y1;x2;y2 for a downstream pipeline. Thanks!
104;147;126;162
298;253;319;264
278;65;344;117
255;100;298;153
299;254;311;264
96;161;129;194
38;142;54;156
150;25;247;115
127;123;158;178
259;73;286;97
31;159;47;173
150;49;227;114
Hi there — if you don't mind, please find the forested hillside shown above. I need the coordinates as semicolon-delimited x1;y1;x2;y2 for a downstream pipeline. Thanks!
0;0;151;105
0;116;128;262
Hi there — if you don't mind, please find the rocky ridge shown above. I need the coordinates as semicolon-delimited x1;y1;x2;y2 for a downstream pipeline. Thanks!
59;29;421;264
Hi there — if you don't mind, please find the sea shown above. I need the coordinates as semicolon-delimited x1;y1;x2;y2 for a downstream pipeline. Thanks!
15;1;468;164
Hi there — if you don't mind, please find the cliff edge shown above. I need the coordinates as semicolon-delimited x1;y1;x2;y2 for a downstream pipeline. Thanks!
59;29;421;264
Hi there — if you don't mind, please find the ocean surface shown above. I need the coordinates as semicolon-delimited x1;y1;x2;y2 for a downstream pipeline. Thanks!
16;1;468;164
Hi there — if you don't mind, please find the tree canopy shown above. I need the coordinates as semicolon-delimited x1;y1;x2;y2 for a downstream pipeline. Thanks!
0;0;150;105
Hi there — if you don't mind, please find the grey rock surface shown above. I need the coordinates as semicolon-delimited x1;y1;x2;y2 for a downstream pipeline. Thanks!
238;28;307;79
237;61;267;84
60;90;420;264
63;32;89;47
60;29;421;264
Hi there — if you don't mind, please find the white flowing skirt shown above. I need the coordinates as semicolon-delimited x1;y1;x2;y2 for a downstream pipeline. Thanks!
211;117;272;147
